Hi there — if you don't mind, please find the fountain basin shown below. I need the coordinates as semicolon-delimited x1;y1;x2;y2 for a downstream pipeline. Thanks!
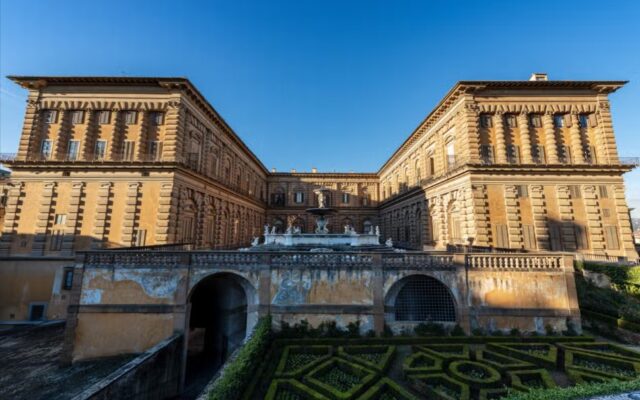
264;233;380;247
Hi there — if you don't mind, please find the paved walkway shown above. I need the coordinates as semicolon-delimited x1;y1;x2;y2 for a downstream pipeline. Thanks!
589;392;640;400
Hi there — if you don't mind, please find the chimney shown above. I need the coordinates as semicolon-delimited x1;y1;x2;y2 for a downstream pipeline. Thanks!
311;167;318;173
529;73;548;81
271;167;276;173
291;168;296;173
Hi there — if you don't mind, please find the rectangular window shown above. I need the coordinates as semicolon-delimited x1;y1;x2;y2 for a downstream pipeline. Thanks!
151;112;164;125
134;229;147;247
62;268;74;290
559;145;572;164
517;185;529;198
495;224;509;248
54;214;67;225
95;140;107;160
579;114;589;128
533;145;546;164
529;114;542;128
480;114;493;128
480;144;494;164
553;114;564;128
41;139;53;159
506;114;518;128
569;185;581;199
446;142;456;168
44;110;58;124
67;140;80;161
574;225;589;250
124;111;137;125
507;144;520;164
49;229;64;251
28;304;46;321
549;223;563;251
149;141;163;161
123;141;135;161
71;110;84;124
599;185;609;198
523;225;536;250
98;110;111;124
294;192;304;204
342;192;350;204
604;226;620;250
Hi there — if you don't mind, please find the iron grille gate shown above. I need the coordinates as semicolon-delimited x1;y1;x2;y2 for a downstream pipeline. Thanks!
394;276;456;322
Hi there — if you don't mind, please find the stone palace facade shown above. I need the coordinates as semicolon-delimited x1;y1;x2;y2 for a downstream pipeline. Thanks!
0;73;637;326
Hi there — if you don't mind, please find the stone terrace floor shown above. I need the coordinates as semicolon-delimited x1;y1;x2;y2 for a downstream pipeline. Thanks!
0;322;134;400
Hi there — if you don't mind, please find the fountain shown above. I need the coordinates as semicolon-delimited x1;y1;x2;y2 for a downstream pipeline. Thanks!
262;188;381;248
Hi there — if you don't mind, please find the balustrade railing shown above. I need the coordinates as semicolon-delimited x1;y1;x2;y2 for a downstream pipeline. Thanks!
465;253;565;270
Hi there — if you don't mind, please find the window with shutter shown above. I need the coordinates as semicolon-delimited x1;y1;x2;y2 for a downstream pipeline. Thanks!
579;115;589;128
507;144;520;164
554;115;564;128
71;110;84;124
134;229;147;246
98;110;111;124
529;114;542;128
495;224;509;248
480;145;494;164
604;226;620;250
533;145;546;164
41;139;53;159
44;110;58;124
549;223;563;251
563;114;573;128
523;225;536;249
569;185;581;199
559;145;572;163
506;114;518;128
599;185;608;198
125;111;137;125
574;225;589;250
517;185;529;198
123;141;135;161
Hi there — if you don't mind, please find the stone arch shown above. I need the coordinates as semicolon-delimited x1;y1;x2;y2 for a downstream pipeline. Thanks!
385;274;457;328
186;272;258;380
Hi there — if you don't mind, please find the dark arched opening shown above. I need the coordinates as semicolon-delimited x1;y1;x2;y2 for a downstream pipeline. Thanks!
393;275;456;322
184;273;250;396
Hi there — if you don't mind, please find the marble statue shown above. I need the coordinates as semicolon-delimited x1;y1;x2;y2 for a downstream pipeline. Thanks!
270;226;277;235
314;189;327;208
293;226;302;234
264;224;270;236
375;226;380;236
385;237;393;247
251;237;259;247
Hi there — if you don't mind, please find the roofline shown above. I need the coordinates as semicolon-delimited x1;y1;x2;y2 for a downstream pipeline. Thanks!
268;172;379;178
376;80;628;174
7;75;270;174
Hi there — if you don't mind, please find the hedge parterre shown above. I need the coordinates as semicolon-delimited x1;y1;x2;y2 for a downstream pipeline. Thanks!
245;337;640;400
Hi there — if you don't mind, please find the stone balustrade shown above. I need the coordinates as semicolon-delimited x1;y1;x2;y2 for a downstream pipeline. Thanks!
465;253;567;270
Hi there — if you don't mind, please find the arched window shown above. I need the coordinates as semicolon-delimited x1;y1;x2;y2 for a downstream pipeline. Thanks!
394;276;455;322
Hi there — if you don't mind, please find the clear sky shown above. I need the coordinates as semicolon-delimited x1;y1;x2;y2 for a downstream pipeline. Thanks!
1;0;639;215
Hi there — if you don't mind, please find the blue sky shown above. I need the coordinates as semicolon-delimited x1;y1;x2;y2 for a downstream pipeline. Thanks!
1;0;639;215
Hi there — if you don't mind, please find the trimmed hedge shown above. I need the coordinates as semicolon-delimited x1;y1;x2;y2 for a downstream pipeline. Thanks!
402;351;443;376
582;308;640;334
487;343;558;370
337;345;395;373
564;349;640;380
358;377;418;400
565;367;609;384
275;345;332;378
447;360;502;389
208;316;272;400
507;369;556;391
304;357;377;399
475;349;534;371
408;372;470;400
558;341;640;363
500;377;640;400
416;343;470;360
479;387;512;400
265;379;329;400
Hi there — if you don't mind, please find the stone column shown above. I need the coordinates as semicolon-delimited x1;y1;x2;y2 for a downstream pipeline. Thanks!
31;182;56;255
471;185;491;246
530;185;550;250
569;112;585;164
61;182;84;255
121;182;141;246
0;182;24;255
493;112;508;164
556;185;577;251
517;112;533;164
155;182;177;245
612;184;639;258
92;182;112;248
504;185;522;248
582;185;605;251
595;99;620;164
542;112;559;164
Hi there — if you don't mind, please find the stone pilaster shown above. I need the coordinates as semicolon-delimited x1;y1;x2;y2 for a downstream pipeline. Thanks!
0;182;24;255
569;112;585;164
163;101;186;162
471;185;491;246
61;182;84;255
136;110;150;161
582;185;605;251
92;182;112;248
155;182;177;245
16;96;41;160
121;182;141;246
54;110;72;160
110;110;125;160
462;187;477;244
542;112;559;164
31;182;56;255
504;185;523;248
517;112;533;164
596;98;620;164
493;112;507;164
612;184;638;257
83;110;99;161
556;185;577;252
460;100;480;163
530;185;550;250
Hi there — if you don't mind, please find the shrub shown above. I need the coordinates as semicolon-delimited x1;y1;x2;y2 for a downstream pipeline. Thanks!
274;345;332;378
471;327;485;336
500;377;640;400
508;369;556;391
358;377;418;400
450;324;466;337
408;372;471;400
304;357;377;399
346;321;361;338
382;324;394;338
510;328;522;337
447;360;502;389
264;379;328;400
487;343;558;370
338;345;396;372
208;315;272;400
475;349;534;371
564;350;640;380
415;322;446;336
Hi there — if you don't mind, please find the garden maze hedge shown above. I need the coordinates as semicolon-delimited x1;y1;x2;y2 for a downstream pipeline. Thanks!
247;338;640;400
